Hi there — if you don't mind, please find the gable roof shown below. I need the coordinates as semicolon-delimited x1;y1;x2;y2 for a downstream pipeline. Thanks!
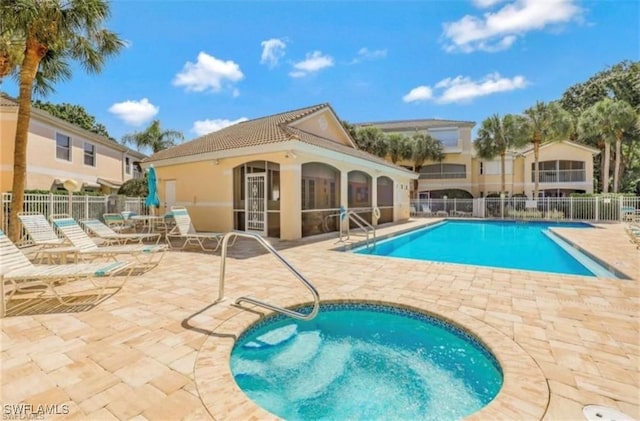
147;103;328;162
519;140;600;156
146;103;414;174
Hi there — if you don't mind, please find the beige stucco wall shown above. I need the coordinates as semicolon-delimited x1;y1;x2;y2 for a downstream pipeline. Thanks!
0;113;18;192
523;142;595;195
293;109;354;148
1;107;132;193
153;147;414;240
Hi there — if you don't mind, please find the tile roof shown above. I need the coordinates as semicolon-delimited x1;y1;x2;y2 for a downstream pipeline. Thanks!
0;94;19;107
146;103;414;174
147;103;329;162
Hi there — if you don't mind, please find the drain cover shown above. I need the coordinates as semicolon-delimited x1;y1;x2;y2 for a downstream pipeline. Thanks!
583;405;636;421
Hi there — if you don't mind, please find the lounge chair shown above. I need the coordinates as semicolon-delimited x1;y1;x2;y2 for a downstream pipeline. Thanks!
47;217;167;270
81;219;161;245
0;230;133;317
103;213;135;233
419;205;433;217
17;212;68;248
167;206;226;251
625;224;640;249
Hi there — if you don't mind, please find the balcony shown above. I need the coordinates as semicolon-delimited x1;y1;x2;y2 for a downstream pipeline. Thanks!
420;172;467;180
531;169;586;183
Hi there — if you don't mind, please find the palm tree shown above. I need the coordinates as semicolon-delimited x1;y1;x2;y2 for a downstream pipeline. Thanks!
474;114;527;195
578;98;637;193
411;133;444;198
7;0;124;242
386;133;412;164
122;120;184;153
521;101;572;198
353;126;387;157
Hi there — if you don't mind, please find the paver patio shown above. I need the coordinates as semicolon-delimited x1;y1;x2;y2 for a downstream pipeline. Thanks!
1;220;638;420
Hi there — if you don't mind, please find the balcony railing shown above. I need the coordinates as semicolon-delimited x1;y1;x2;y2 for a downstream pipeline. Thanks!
531;169;586;183
420;172;467;180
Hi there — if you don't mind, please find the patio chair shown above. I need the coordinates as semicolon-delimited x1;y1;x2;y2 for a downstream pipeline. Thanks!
103;213;135;233
166;206;226;251
0;230;133;317
419;205;433;217
625;224;640;249
47;216;167;270
17;212;68;248
80;219;161;245
409;205;417;216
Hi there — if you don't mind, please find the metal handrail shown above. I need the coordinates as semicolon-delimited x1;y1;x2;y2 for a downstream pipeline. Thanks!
216;231;319;321
339;210;376;249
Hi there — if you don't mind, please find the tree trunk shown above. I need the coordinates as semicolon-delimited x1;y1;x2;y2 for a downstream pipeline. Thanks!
500;151;506;195
613;133;622;193
8;38;45;242
602;141;611;193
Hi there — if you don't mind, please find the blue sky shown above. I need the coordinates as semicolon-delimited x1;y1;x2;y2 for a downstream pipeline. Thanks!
3;0;639;148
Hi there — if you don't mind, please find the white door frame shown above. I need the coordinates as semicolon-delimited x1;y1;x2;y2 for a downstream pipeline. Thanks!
245;173;267;236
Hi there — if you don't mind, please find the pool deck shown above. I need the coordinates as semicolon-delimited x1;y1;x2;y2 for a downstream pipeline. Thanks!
1;219;638;420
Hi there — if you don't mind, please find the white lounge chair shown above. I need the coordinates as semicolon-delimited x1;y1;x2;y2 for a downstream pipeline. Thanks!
0;230;133;317
48;217;167;270
81;218;161;245
167;207;226;251
18;212;68;248
420;205;433;217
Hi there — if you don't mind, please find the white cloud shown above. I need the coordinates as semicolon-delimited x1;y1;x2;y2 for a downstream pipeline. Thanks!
472;0;508;8
442;0;582;53
352;47;388;63
260;38;286;68
108;98;158;126
192;117;249;136
402;86;433;103
289;51;334;77
173;52;244;93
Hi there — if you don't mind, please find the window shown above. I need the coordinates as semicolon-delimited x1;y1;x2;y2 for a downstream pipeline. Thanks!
420;163;466;179
56;133;71;161
483;160;513;175
84;143;95;166
427;128;458;148
125;157;131;174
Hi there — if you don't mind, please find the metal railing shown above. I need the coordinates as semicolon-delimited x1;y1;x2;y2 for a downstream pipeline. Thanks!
410;196;640;222
339;209;376;249
530;169;586;183
1;192;147;235
216;231;320;321
419;172;467;179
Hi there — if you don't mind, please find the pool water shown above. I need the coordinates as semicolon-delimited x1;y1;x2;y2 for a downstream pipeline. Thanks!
356;220;604;277
231;303;503;421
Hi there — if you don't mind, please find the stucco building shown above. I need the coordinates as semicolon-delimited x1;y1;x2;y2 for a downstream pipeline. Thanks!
1;95;145;194
356;119;599;199
145;104;417;240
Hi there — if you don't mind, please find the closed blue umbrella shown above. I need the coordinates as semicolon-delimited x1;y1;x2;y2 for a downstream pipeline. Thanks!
145;165;160;213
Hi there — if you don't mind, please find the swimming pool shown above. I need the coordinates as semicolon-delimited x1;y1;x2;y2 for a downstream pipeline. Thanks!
231;302;503;421
355;220;615;277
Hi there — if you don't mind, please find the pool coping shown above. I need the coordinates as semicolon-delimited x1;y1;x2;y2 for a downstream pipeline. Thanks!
194;294;550;420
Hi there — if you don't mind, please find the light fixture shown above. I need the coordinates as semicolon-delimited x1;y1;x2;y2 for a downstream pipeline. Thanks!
212;159;220;165
285;150;297;159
